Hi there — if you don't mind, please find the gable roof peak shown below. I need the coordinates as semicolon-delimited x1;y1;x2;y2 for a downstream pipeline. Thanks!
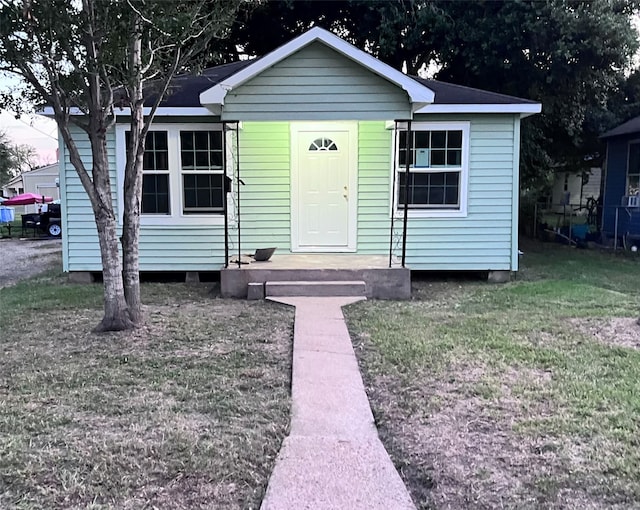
199;26;435;114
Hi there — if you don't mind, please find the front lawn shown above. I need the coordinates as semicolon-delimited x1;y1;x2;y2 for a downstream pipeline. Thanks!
0;274;293;509
346;241;640;509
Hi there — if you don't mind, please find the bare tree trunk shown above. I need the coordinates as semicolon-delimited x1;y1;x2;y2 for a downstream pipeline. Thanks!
121;15;144;324
121;174;143;324
121;124;144;324
94;208;132;332
89;133;133;332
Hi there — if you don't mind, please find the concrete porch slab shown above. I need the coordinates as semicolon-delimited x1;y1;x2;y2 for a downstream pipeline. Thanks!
223;261;410;299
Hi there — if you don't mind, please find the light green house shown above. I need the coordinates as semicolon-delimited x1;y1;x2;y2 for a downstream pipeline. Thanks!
56;27;540;296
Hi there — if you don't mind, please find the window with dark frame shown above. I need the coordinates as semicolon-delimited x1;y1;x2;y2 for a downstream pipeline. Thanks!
180;131;224;213
628;142;640;196
136;131;170;215
397;128;463;209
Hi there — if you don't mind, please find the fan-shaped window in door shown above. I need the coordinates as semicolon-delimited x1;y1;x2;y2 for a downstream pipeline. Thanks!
309;137;338;151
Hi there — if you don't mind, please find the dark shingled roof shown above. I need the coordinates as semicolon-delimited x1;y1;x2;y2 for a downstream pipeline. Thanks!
149;59;537;108
601;115;640;139
147;60;254;107
412;77;538;105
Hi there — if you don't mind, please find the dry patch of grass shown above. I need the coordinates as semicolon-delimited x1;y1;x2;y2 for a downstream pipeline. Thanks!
361;361;603;509
0;277;293;509
347;242;640;509
572;317;640;350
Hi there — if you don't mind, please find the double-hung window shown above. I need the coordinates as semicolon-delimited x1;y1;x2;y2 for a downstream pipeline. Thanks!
141;131;170;215
119;124;226;224
180;131;224;213
394;121;469;217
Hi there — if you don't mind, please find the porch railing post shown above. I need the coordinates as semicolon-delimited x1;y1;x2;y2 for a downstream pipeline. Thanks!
223;121;229;268
401;119;412;268
236;122;241;268
389;121;399;268
615;207;619;250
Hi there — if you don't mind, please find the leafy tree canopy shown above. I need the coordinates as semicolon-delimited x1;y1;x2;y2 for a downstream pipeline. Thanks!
222;0;640;193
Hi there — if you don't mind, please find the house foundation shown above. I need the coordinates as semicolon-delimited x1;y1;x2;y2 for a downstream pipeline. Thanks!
68;271;94;284
487;270;512;283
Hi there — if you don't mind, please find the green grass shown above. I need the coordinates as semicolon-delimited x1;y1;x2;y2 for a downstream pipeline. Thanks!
0;219;19;237
0;272;294;509
345;240;640;509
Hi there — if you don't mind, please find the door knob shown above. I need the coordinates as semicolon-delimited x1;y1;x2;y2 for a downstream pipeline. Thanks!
343;186;348;200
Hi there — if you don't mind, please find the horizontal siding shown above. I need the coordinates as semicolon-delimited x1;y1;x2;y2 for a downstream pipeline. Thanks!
138;227;225;270
62;125;115;271
67;227;226;271
223;42;411;121
603;137;629;234
356;116;516;270
64;115;517;273
236;122;291;252
407;115;516;270
357;121;392;253
63;126;229;272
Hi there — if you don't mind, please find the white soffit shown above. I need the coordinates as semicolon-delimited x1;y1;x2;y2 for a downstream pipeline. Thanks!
40;106;214;117
415;103;542;116
199;26;435;108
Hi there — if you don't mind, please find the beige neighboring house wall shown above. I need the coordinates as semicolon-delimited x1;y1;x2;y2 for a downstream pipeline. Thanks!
551;167;601;213
20;163;59;213
2;173;24;198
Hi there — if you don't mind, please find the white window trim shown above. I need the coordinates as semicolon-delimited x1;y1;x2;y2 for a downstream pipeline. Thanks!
116;122;226;226
627;139;640;196
390;121;470;218
138;131;170;216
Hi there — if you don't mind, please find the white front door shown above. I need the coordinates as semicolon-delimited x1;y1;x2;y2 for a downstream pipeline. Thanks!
291;123;357;252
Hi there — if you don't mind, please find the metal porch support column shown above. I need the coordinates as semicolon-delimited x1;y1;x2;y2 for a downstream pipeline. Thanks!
615;207;619;250
235;122;241;268
389;122;399;268
223;121;229;268
401;119;412;268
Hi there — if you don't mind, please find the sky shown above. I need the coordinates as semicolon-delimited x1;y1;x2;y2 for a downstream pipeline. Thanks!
0;71;58;167
0;111;58;166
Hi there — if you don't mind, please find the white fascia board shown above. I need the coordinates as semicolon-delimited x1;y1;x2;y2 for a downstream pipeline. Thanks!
114;107;214;116
199;26;435;107
41;106;88;116
41;106;215;117
415;103;542;115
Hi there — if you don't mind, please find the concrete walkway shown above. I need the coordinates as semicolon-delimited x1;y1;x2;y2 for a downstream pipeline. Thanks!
261;297;416;510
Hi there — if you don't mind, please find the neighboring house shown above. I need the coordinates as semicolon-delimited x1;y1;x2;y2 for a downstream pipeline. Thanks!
601;116;640;244
550;168;601;213
1;173;23;198
1;163;59;213
50;27;540;295
21;163;60;213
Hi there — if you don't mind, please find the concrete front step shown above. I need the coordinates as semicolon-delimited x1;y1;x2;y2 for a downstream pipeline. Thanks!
265;280;366;297
222;266;410;299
